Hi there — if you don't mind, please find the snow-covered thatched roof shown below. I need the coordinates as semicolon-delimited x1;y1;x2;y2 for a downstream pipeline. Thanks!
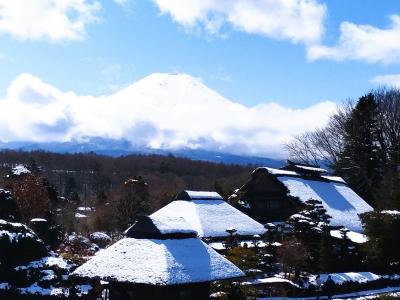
278;176;372;232
252;167;373;232
176;190;223;200
124;215;198;239
151;199;266;238
72;237;244;285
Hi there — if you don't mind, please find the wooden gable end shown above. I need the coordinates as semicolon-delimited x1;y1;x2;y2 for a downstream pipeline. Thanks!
246;171;288;195
241;171;298;223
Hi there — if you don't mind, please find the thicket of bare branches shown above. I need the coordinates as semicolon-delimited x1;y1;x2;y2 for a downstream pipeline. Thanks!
286;88;400;208
285;103;352;166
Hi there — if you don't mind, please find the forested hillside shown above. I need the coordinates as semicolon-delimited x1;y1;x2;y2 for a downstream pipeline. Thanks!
0;150;253;230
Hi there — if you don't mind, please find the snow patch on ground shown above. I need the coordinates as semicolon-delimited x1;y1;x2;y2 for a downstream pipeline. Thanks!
330;230;367;244
244;276;300;288
258;286;400;300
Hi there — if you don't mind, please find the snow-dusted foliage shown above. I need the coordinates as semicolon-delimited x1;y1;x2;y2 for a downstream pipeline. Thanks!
0;219;91;299
89;232;112;248
58;233;100;263
0;189;20;221
0;219;47;266
11;164;31;176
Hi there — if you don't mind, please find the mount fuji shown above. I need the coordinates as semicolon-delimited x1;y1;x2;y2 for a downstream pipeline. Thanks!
0;72;336;165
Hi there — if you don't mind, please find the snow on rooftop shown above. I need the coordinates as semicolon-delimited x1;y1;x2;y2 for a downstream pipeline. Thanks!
184;190;223;200
11;164;31;176
151;200;266;238
149;215;197;235
330;230;367;244
254;167;347;184
254;167;297;176
321;176;347;184
381;210;400;216
295;165;327;173
309;272;381;285
277;176;373;232
72;237;244;285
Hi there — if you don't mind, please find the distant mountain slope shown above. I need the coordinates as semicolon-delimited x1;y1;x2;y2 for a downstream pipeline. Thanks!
0;138;283;167
0;72;336;160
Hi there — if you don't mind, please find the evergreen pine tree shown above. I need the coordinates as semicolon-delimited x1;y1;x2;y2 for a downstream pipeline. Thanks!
335;94;384;206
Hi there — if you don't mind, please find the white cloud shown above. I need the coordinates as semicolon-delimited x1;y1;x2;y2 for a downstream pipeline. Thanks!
371;74;400;88
308;15;400;64
153;0;326;44
0;0;101;42
0;72;336;158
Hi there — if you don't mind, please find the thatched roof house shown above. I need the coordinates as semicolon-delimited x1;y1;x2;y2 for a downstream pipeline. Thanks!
72;216;244;300
236;162;373;232
150;190;266;240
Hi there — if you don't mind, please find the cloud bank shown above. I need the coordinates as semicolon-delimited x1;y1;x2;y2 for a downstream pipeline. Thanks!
0;0;100;42
308;15;400;64
371;74;400;88
153;0;326;44
0;73;336;158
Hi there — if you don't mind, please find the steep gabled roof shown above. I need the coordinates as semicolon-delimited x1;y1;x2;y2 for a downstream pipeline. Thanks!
251;167;373;232
252;167;347;184
72;237;244;285
124;215;197;239
151;199;266;238
281;160;327;175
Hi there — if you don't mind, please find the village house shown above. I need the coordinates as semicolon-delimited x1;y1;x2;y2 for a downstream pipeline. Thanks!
151;190;266;241
72;215;244;300
234;161;373;233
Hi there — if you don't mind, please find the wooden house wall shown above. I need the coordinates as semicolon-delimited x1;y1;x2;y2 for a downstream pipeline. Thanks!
242;172;299;223
108;282;210;300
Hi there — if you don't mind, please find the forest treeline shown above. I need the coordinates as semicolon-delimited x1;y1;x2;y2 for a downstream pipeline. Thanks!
287;87;400;209
0;150;252;230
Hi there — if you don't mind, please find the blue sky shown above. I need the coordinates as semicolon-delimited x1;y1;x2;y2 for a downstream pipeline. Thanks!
0;0;399;157
0;0;399;107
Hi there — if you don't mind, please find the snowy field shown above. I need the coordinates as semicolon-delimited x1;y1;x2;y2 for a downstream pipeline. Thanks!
258;286;400;300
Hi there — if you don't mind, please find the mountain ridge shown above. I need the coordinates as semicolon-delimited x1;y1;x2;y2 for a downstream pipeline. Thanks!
0;138;283;167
